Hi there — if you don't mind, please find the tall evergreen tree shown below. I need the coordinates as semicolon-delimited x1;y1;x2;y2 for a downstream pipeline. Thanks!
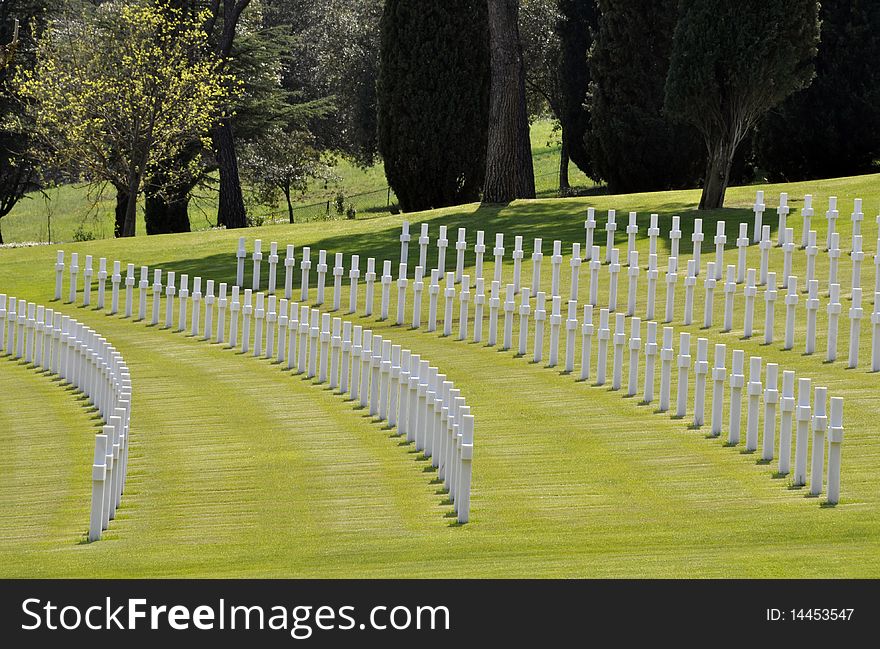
378;0;489;212
586;0;702;194
755;0;880;181
665;0;820;209
555;0;595;181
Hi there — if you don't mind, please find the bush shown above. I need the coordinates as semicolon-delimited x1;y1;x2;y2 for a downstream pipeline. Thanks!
346;204;357;220
73;226;95;242
247;213;267;228
334;192;346;215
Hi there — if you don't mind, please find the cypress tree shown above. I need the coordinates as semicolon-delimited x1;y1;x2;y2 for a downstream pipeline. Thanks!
378;0;489;212
586;0;702;194
555;0;596;179
665;0;820;209
755;0;880;181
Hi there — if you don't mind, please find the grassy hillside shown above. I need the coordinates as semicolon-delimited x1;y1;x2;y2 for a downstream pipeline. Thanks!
0;119;593;245
0;174;878;577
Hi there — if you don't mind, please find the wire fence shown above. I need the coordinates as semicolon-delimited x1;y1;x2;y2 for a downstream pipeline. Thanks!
253;170;573;227
250;186;398;226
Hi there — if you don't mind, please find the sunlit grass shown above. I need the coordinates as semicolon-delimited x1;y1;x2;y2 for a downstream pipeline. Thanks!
0;173;878;577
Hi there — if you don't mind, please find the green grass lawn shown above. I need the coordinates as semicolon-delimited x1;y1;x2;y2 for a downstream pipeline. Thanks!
0;119;593;245
1;173;878;578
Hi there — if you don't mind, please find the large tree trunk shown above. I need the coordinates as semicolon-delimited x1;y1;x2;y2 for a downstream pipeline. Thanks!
213;116;248;229
559;129;571;196
114;186;128;238
121;173;139;237
145;189;192;235
699;138;735;210
483;0;535;204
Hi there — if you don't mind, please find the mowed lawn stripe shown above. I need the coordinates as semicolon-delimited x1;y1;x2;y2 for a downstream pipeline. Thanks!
0;357;98;548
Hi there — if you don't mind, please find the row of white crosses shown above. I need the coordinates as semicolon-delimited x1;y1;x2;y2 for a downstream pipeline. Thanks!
387;240;847;501
636;324;844;504
231;209;880;373
753;191;868;254
317;255;848;502
245;201;873;374
397;208;875;303
278;237;849;499
0;293;132;541
225;232;854;501
394;193;877;287
235;238;364;313
234;192;875;310
54;256;474;524
421;199;877;367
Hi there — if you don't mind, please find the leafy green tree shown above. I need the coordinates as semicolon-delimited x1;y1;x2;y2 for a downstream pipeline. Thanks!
143;0;307;235
17;0;229;237
378;0;489;212
0;0;46;245
268;0;383;167
755;0;880;181
665;0;820;209
239;127;332;224
587;0;702;194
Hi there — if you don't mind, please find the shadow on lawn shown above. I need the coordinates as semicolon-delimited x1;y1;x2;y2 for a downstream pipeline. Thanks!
134;202;762;294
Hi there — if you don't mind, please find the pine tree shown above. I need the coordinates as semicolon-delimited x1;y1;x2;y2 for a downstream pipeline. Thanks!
755;0;880;181
483;0;535;204
377;0;489;212
665;0;820;209
586;0;702;194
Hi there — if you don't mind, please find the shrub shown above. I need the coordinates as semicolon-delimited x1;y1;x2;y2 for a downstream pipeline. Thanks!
73;226;95;242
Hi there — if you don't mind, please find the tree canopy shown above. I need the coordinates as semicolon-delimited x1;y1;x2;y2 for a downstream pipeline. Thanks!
17;0;229;236
755;0;880;181
665;0;820;208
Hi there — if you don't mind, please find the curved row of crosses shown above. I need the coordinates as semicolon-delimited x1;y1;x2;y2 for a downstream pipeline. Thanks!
0;293;131;541
218;190;859;505
47;189;864;510
48;254;475;525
